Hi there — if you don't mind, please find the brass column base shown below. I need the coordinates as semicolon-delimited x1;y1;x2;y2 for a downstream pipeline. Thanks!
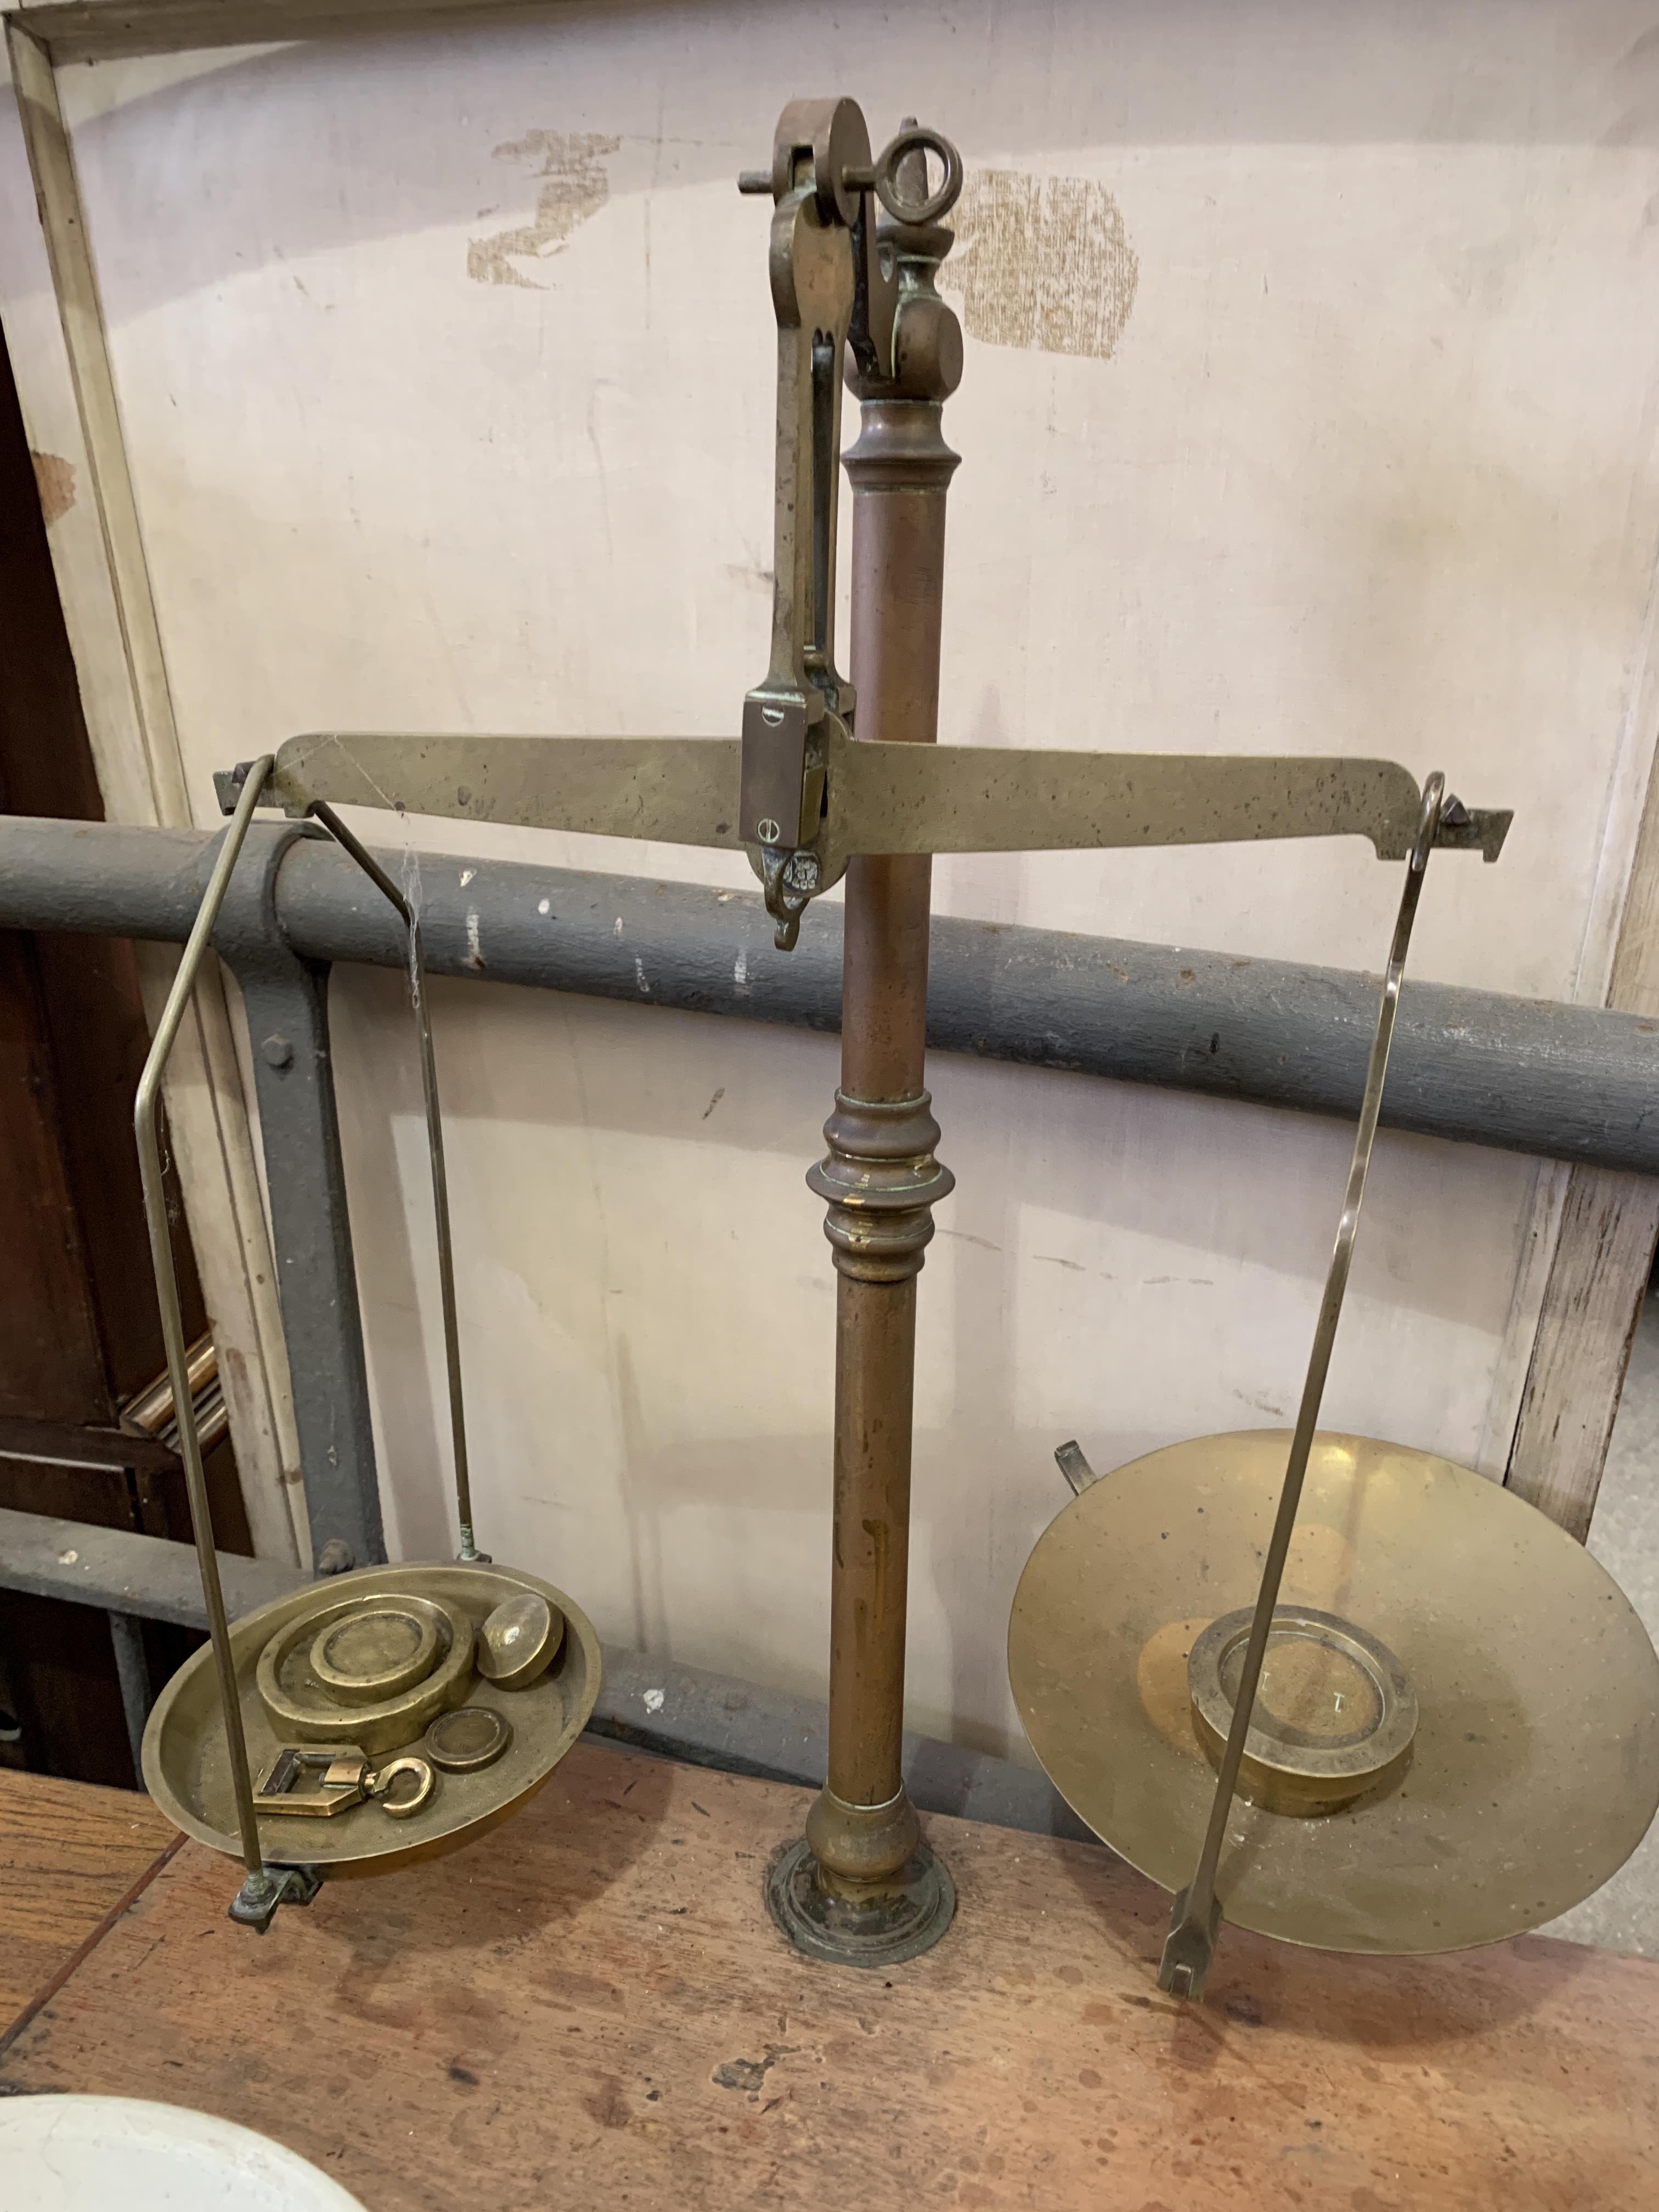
765;1824;955;1968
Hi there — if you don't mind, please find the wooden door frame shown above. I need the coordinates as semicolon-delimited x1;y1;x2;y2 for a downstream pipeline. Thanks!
2;14;306;1564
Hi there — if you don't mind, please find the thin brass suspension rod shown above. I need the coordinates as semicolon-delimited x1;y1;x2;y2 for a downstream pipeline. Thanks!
1158;772;1447;2001
306;802;482;1562
134;755;319;1931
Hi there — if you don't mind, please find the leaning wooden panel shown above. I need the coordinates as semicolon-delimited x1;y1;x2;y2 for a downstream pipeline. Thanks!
1507;685;1659;1537
0;24;304;1563
4;1743;1656;2208
0;0;582;66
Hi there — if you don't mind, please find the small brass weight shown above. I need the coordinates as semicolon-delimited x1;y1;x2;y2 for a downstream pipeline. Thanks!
205;95;1519;1965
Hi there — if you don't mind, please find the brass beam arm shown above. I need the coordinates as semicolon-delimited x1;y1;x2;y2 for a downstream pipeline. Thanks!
230;731;1511;872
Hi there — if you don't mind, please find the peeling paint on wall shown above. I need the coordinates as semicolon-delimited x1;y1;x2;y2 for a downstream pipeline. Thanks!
29;450;75;523
943;171;1138;360
467;131;622;289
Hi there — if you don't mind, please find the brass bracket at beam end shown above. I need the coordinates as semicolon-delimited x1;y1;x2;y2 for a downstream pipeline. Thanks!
215;760;274;815
1055;1441;1101;1496
1434;797;1511;864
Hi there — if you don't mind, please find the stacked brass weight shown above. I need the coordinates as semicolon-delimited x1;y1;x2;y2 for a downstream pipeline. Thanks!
1008;1428;1659;1955
145;1562;598;1875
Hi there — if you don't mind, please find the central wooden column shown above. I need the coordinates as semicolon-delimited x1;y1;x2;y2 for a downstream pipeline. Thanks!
766;166;964;1965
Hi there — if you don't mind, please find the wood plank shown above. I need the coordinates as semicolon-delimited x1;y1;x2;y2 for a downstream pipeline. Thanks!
0;0;590;66
1506;1166;1659;1537
4;1740;1656;2208
0;1768;174;2027
0;930;110;1423
0;1413;179;1472
1506;688;1659;1535
0;318;212;1412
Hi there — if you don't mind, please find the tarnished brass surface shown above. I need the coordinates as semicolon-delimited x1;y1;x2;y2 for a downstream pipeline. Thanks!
262;727;1510;885
309;1597;443;1705
1187;1605;1418;1817
371;1756;436;1818
425;1706;513;1774
257;1589;475;1757
1008;1430;1659;1954
253;1745;380;1818
766;1833;955;1968
144;1562;600;1875
267;730;746;853
791;124;963;1943
252;1745;438;1820
476;1591;562;1690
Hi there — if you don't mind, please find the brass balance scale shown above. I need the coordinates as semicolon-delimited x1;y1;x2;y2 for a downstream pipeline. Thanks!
140;95;1659;1994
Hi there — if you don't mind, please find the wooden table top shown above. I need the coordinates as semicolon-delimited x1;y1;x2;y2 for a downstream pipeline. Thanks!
0;1768;176;2028
2;1742;1657;2208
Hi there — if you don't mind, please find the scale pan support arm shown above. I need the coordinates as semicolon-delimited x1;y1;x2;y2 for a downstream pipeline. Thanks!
221;731;1511;894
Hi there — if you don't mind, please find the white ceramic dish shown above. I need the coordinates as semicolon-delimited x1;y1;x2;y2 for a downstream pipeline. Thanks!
0;2094;366;2210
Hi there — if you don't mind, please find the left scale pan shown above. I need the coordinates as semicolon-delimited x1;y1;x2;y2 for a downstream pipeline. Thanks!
144;1562;600;1877
133;759;600;1919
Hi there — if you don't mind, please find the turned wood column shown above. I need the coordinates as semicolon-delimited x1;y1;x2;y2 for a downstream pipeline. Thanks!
782;148;964;1960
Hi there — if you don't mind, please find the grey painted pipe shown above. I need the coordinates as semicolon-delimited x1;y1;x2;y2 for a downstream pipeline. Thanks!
1;814;1654;1174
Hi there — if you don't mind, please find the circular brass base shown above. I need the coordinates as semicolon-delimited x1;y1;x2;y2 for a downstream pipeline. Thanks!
1008;1429;1659;1956
764;1839;955;1967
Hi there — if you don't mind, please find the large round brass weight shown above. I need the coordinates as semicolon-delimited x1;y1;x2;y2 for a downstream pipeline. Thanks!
1008;1430;1659;1955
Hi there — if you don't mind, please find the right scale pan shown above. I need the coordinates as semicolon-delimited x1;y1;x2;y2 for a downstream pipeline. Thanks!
1007;1427;1659;1956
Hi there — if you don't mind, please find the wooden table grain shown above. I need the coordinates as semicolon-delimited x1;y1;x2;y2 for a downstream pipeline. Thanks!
0;1768;177;2032
1;1741;1655;2208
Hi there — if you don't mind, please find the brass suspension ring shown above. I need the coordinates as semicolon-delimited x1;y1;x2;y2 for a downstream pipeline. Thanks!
868;127;963;227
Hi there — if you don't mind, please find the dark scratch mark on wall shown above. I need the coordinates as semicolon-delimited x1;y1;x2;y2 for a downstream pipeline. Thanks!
467;131;622;290
944;171;1139;360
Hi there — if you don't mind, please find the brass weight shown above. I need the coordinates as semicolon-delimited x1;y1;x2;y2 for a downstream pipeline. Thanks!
144;1562;600;1877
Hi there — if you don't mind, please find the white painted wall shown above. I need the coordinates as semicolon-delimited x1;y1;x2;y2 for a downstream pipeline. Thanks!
12;1;1659;1757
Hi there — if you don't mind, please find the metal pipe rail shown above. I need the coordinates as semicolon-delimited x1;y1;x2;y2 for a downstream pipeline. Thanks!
2;812;1654;1174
